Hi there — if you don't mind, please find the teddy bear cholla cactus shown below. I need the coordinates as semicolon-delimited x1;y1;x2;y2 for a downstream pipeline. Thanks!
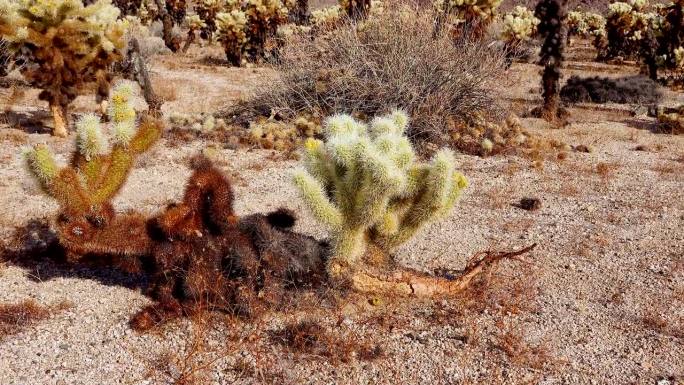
24;82;162;259
433;0;502;37
293;111;514;296
193;0;224;41
23;82;329;328
310;5;343;30
638;0;684;82
183;14;207;51
212;0;288;65
0;0;126;137
533;0;568;123
567;11;606;45
215;9;248;65
500;6;540;44
601;0;658;60
340;0;371;20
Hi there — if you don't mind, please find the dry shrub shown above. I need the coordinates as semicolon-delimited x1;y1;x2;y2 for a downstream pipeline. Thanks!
153;78;179;102
0;299;71;339
560;75;663;104
270;319;383;363
228;3;507;149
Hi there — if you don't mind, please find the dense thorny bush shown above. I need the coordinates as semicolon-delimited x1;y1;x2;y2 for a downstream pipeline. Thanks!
231;5;506;147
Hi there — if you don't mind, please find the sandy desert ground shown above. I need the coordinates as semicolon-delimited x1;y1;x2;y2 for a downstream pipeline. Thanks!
0;40;682;385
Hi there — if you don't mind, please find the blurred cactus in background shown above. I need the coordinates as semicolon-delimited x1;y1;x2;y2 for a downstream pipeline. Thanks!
0;0;127;137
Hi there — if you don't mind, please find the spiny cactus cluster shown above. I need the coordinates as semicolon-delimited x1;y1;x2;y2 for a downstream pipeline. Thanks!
292;111;467;281
433;0;502;36
534;0;568;123
24;82;162;258
167;111;321;156
340;0;371;20
190;0;289;65
448;113;568;156
638;0;684;82
249;115;321;151
500;6;540;44
567;11;606;43
0;0;127;137
310;5;343;30
600;0;659;60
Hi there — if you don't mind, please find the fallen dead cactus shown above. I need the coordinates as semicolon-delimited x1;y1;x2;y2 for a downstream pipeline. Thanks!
349;244;538;297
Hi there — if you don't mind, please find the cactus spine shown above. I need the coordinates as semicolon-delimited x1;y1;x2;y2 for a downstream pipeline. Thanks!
293;111;467;278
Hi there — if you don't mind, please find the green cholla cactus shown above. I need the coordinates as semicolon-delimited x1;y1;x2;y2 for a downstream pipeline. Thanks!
500;6;540;44
194;0;225;40
215;9;249;65
310;5;343;30
602;0;659;60
24;82;162;219
212;0;288;65
292;111;467;277
0;0;127;137
568;11;606;42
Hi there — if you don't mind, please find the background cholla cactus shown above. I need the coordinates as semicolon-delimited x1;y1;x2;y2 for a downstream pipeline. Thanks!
287;0;309;24
165;0;187;23
533;0;568;123
215;9;248;65
433;0;502;37
310;5;343;30
567;11;606;44
183;14;207;51
292;111;468;287
657;105;684;134
23;82;162;257
0;0;127;137
340;0;371;20
113;0;143;15
194;0;225;41
639;0;684;82
211;0;289;65
243;0;289;60
500;6;540;44
601;0;658;60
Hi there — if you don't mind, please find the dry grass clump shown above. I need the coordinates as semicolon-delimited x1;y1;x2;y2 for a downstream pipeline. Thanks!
270;319;383;363
227;3;507;150
0;299;72;339
560;75;663;104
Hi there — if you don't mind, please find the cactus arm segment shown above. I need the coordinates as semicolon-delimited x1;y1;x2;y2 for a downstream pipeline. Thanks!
292;169;343;229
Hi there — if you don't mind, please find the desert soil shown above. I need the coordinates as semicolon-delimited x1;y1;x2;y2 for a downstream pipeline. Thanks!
0;41;682;385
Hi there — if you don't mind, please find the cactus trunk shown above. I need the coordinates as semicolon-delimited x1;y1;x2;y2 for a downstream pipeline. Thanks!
50;103;68;138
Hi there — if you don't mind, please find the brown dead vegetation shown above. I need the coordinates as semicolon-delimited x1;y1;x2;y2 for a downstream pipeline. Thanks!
0;299;72;339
